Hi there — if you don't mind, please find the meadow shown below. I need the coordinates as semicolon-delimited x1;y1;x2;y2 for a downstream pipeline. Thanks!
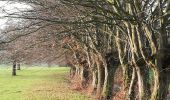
0;66;91;100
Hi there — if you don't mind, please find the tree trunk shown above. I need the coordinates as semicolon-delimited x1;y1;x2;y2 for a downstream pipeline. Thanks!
96;61;105;99
80;63;90;88
150;66;161;100
135;65;148;100
150;63;169;100
101;64;118;100
80;67;84;81
91;70;97;93
12;61;17;76
122;65;132;90
150;3;170;99
75;66;80;76
128;67;136;100
70;66;76;78
115;29;132;93
101;53;119;100
159;70;169;100
17;63;21;70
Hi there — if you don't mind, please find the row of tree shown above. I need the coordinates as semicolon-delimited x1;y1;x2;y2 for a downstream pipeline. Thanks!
0;0;170;100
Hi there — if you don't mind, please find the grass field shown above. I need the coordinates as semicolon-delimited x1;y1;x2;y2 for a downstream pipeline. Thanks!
0;66;91;100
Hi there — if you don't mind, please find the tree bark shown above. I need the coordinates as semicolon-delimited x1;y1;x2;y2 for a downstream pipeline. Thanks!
70;66;76;78
91;69;97;93
150;60;169;100
135;65;149;100
96;60;105;99
80;66;85;87
101;53;119;100
12;61;17;76
128;67;136;100
122;65;132;90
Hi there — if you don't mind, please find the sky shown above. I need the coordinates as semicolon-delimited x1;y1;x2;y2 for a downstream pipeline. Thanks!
0;1;31;29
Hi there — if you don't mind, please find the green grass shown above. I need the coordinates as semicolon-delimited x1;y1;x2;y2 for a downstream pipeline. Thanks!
0;66;91;100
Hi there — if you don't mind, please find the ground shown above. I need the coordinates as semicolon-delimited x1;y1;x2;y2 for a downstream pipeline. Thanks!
0;66;92;100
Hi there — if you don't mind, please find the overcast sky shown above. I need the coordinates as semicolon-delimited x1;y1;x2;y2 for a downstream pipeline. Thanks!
0;1;31;29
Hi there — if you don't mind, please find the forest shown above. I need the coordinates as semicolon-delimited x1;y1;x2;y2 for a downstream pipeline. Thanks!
0;0;170;100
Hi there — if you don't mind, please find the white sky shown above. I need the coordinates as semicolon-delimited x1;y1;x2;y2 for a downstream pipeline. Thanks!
0;1;31;29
